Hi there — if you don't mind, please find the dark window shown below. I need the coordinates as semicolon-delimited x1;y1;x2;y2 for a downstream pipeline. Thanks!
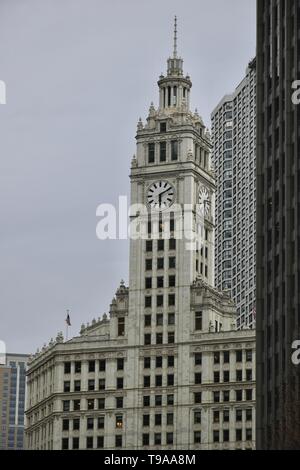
213;430;220;443
195;373;202;384
236;370;243;382
157;240;164;252
73;419;80;431
156;356;163;368
145;296;152;308
116;415;123;429
223;390;230;402
144;334;151;345
74;361;81;373
86;437;93;449
146;240;153;252
99;360;106;371
168;313;175;325
145;259;152;271
98;416;105;429
116;397;123;409
117;377;124;389
64;362;71;374
143;414;150;427
118;317;125;336
87;399;94;410
167;413;174;426
236;429;242;441
143;434;150;446
213;410;220;423
246;369;252;381
115;435;122;448
246;350;252;362
195;353;202;365
97;436;104;449
88;361;95;373
236;409;242;421
87;417;94;430
246;408;252;421
117;358;124;371
98;379;105;390
166;433;173;445
168;275;176;287
144;357;151;369
159;142;166;162
213;391;220;403
236;350;243;362
214;372;220;383
156;295;163;307
194;392;202;404
168;332;175;344
168;356;174;368
64;381;70;392
144;376;151;388
223;351;230;363
223;371;229;383
194;411;201;424
246;428;252;441
214;352;220;364
236;390;243;401
154;433;161;445
194;431;201;444
144;315;151;327
155;375;162;387
223;430;229;442
88;379;95;391
168;294;175;306
145;278;152;289
143;396;150;407
72;437;79;449
148;143;155;163
169;238;176;250
223;409;230;423
157;277;164;288
156;333;163;344
171;140;178;161
169;257;176;269
157;258;164;270
156;313;163;326
246;389;253;401
195;312;202;331
62;438;69;450
155;414;162;426
155;395;162;406
167;374;174;386
167;394;174;405
98;398;105;409
62;419;69;431
63;400;70;412
160;122;167;133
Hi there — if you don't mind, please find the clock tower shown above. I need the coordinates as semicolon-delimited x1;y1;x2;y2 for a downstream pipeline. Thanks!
125;18;236;448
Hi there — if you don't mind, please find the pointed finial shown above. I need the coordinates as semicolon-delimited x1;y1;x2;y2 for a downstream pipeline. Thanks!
173;16;177;58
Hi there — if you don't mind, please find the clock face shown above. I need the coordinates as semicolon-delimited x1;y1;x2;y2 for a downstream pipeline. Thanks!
147;181;175;211
198;187;210;216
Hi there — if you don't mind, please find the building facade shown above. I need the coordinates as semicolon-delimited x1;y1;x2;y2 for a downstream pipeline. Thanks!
256;0;300;449
25;21;256;450
211;60;256;330
0;353;28;449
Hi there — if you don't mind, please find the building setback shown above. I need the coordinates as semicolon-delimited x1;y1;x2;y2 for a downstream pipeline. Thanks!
25;20;256;451
0;353;28;449
211;60;256;330
256;0;300;450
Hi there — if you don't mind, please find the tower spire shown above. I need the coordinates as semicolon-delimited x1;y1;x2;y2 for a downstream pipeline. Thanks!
173;16;177;58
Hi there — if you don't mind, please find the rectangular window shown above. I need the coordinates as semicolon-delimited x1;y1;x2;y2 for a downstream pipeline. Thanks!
246;389;253;401
171;140;178;161
195;373;202;384
115;435;122;448
144;376;151;388
62;419;69;431
98;379;105;390
116;377;124;389
168;332;175;344
88;379;95;391
194;431;201;444
62;438;69;450
246;408;252;421
167;413;174;426
213;392;220;403
143;414;150;427
236;409;242;421
157;276;164;288
223;371;229;383
143;396;150;407
148;143;155;163
116;397;123;409
97;436;104;449
223;390;230;402
157;239;164;251
154;433;161;445
73;418;80;431
98;416;105;429
143;433;150;446
156;333;163;345
145;296;152;308
236;370;243;382
99;360;106;371
63;400;70;412
87;417;94;430
116;415;123;429
168;294;175;306
145;259;152;271
156;313;163;326
86;437;93;449
155;414;162;426
168;275;176;287
214;372;220;383
145;277;152;289
156;295;164;307
74;361;81;373
98;398;105;410
246;369;252;381
236;350;243;362
213;430;220;443
157;258;164;270
144;357;151;369
168;356;174;368
195;312;202;331
213;410;220;423
155;395;162;406
64;362;71;374
168;312;175;325
194;392;202;404
88;360;95;373
194;411;201;424
146;240;153;252
64;381;70;392
223;430;229;442
169;257;176;269
167;374;174;386
117;358;124;371
155;375;162;387
223;409;230;422
167;394;174;406
160;142;166;162
72;437;79;449
87;399;94;410
214;352;220;364
156;356;163;368
166;432;173;445
195;353;202;365
236;429;242;441
160;122;167;133
236;390;243;401
118;317;125;336
169;238;176;250
144;334;151;345
144;315;151;327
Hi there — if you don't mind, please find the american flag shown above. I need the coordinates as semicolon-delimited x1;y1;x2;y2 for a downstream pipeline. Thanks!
65;311;71;326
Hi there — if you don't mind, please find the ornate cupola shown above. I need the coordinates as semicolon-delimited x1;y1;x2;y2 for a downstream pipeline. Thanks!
157;16;192;112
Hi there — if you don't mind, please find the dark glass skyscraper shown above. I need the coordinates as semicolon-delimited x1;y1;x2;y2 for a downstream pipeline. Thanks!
256;0;300;449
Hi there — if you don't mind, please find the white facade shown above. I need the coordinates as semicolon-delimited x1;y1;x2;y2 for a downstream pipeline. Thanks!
25;26;256;451
211;60;256;329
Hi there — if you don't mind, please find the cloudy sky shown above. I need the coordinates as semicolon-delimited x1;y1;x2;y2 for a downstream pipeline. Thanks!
0;0;255;354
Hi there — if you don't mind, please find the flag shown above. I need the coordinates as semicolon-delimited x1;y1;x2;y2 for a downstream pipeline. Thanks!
65;312;71;326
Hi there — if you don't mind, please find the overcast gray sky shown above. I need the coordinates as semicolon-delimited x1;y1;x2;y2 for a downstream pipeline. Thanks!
0;0;255;354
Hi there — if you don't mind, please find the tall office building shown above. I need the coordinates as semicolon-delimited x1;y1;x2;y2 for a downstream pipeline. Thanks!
256;0;300;449
25;20;256;450
211;60;256;330
0;353;28;449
